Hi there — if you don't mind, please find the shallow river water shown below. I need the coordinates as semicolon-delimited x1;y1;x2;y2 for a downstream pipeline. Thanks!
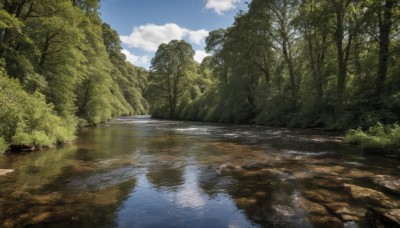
0;116;399;227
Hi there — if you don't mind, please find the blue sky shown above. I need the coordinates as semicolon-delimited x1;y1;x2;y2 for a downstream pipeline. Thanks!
100;0;247;68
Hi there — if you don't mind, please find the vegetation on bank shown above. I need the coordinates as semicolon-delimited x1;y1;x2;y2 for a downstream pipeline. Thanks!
147;0;400;129
345;123;400;154
0;69;75;151
145;0;399;153
0;0;148;153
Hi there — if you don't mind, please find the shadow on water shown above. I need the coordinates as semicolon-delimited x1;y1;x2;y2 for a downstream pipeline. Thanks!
1;116;400;227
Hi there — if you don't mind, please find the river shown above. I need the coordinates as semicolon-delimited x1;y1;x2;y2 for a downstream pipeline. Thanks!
0;116;399;227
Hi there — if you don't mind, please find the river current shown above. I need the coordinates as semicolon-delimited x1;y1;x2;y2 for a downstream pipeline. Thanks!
0;116;399;227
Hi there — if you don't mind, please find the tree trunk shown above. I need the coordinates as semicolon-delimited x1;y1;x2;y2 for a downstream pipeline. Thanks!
305;25;326;105
333;0;351;114
376;0;394;98
282;37;297;107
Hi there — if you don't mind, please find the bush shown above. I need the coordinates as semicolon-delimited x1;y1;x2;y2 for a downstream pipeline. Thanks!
345;123;400;154
0;68;76;149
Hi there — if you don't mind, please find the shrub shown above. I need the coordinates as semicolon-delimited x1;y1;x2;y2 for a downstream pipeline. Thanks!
345;123;400;154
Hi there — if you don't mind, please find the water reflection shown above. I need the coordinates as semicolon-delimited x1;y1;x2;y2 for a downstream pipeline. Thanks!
117;167;257;228
0;116;400;227
147;164;184;190
0;145;78;190
0;145;136;227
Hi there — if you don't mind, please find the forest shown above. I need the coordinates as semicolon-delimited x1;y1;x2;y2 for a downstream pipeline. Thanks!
1;0;400;154
0;0;148;152
146;0;400;153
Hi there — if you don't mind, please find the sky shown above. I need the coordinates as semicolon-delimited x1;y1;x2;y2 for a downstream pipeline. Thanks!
100;0;248;69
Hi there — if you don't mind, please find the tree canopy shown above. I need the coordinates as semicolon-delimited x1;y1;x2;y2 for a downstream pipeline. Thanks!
146;40;201;119
159;0;400;130
0;0;148;152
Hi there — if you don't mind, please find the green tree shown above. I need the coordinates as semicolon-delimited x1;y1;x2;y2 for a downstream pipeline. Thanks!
0;67;75;151
0;0;150;150
102;23;149;115
375;0;396;99
147;40;198;118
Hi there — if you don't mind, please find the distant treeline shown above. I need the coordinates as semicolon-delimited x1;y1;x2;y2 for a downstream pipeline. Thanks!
0;0;148;152
147;0;400;131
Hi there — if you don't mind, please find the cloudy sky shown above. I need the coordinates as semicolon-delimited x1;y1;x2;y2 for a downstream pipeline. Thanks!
100;0;247;69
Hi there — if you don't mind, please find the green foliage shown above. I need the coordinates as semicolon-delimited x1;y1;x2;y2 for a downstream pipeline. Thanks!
0;68;75;148
345;123;400;154
146;40;199;119
0;137;7;155
0;0;149;150
168;0;400;131
74;15;136;125
102;23;149;116
0;9;23;29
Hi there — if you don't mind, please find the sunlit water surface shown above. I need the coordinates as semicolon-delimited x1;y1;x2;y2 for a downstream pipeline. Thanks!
1;116;399;227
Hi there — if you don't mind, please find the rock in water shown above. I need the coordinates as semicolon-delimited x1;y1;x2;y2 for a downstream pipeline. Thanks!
0;169;14;176
373;175;400;195
344;184;400;208
367;208;400;228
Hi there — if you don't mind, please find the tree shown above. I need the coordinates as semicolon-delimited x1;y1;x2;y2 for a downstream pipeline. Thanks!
102;23;149;115
0;0;150;149
175;0;400;129
147;40;198;118
375;0;396;99
267;0;301;107
297;0;331;106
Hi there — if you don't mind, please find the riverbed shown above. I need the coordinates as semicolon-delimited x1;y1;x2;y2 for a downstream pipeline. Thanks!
0;116;399;227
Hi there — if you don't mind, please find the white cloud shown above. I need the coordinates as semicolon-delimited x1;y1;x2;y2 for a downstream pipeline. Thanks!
187;30;209;46
205;0;240;15
121;49;150;68
164;167;206;209
194;50;211;63
120;23;209;52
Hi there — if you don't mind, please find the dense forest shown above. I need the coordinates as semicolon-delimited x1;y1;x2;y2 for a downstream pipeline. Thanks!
0;0;148;152
146;0;400;152
148;0;400;128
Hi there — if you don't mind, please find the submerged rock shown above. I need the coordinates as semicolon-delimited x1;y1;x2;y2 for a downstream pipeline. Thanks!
309;216;342;228
366;208;400;227
235;197;257;208
219;163;241;173
0;169;14;176
272;205;296;217
308;165;344;176
325;202;365;222
311;178;344;189
347;170;374;178
373;175;400;195
344;184;400;208
294;196;328;216
303;189;347;203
